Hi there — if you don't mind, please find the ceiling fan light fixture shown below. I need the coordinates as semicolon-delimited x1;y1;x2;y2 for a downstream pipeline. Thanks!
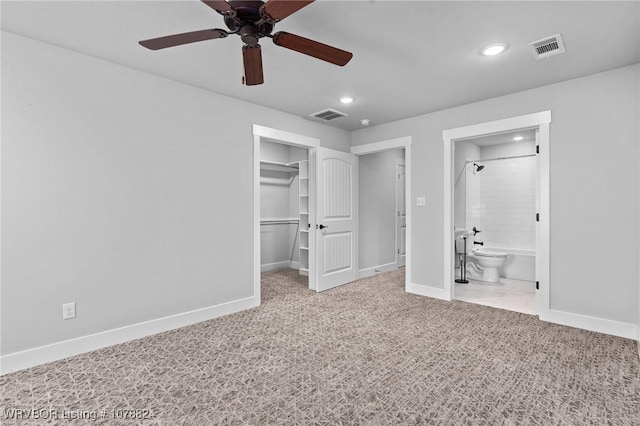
339;96;355;104
481;43;508;56
361;119;370;126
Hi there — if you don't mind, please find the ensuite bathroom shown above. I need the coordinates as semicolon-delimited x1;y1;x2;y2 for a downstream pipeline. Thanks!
454;129;537;315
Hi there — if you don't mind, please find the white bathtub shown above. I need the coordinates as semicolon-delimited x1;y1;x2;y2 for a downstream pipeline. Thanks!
482;247;536;282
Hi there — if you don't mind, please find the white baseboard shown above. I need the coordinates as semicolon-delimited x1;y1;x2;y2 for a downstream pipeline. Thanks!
357;262;398;279
540;309;638;340
289;261;300;270
0;295;259;375
406;282;451;301
261;261;296;272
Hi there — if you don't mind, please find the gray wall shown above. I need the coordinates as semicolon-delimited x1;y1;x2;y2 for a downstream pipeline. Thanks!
352;64;640;325
453;140;480;230
1;32;350;355
358;149;404;270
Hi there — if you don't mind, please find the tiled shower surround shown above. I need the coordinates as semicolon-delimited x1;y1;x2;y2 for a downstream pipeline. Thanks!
466;156;536;249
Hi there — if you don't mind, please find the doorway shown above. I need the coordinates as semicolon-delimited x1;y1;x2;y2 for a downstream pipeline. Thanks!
253;125;361;300
443;111;551;318
351;136;413;290
355;148;406;278
253;125;319;302
452;129;537;314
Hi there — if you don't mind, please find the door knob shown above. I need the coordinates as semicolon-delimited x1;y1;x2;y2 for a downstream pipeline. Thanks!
319;224;328;230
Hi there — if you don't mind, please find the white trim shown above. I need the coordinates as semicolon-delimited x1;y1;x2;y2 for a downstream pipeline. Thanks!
252;125;320;148
357;262;398;280
350;137;413;291
260;261;299;272
395;163;407;268
307;150;317;291
0;295;259;375
442;111;551;141
253;133;262;303
406;283;449;301
350;136;411;155
443;111;551;308
536;123;550;315
252;125;319;294
541;310;638;340
405;144;412;287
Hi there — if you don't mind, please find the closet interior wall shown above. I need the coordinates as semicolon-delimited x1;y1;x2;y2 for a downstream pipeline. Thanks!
260;141;308;272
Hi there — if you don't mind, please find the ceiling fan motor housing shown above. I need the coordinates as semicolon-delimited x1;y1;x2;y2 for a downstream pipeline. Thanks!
224;0;274;40
239;25;259;45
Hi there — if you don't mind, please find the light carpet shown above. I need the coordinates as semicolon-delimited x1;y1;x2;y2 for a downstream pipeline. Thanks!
1;268;639;425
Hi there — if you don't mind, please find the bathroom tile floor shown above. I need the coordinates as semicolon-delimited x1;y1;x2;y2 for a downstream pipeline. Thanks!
454;277;536;315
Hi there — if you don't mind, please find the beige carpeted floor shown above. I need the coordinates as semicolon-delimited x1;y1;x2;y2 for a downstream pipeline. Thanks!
1;268;639;425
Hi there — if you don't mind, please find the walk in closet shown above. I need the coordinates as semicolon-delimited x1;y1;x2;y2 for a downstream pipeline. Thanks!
260;141;309;276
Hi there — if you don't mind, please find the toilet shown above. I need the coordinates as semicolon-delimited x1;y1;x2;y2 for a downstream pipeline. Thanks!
470;248;508;282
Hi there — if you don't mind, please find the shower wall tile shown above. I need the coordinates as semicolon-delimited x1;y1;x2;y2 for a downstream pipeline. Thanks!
466;156;536;250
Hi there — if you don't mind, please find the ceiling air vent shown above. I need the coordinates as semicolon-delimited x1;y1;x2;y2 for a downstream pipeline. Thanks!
528;34;566;60
310;108;348;121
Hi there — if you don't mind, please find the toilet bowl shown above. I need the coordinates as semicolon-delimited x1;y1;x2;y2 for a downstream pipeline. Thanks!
470;248;508;282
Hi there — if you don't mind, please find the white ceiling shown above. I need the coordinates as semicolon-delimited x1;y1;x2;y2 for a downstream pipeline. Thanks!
2;1;639;131
470;128;536;147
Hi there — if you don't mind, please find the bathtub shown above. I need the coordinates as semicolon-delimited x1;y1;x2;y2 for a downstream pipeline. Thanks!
480;247;536;282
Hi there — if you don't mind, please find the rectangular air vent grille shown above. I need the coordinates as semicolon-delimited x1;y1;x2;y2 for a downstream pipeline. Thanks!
310;109;348;121
528;34;566;60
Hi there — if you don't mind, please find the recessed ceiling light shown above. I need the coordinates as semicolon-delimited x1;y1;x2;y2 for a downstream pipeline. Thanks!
481;43;508;56
513;136;524;141
339;96;355;104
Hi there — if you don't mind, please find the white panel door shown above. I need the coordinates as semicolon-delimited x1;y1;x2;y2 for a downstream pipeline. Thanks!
316;147;357;292
396;164;406;267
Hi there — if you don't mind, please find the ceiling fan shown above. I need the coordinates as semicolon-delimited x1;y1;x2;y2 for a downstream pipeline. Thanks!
139;0;353;86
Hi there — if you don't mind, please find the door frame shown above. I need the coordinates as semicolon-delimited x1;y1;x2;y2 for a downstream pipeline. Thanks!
252;125;320;301
442;111;551;317
351;136;413;291
395;163;406;268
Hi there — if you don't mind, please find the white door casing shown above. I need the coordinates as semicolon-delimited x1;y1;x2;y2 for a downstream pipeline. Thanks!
396;164;406;267
253;125;320;298
442;111;551;315
316;147;358;292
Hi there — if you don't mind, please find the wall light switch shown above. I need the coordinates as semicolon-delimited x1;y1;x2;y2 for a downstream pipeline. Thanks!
416;197;426;206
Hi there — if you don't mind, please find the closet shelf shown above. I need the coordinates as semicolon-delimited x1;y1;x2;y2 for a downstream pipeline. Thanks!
260;160;300;173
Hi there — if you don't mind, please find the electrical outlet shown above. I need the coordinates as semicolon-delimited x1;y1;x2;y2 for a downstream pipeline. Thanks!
62;302;76;320
416;197;426;206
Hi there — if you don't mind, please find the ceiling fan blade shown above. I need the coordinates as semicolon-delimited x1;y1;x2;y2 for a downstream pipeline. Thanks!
201;0;233;14
261;0;314;22
272;32;353;66
243;45;264;85
139;29;228;50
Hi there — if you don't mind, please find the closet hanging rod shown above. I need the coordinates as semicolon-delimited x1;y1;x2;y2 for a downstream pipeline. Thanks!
260;218;300;225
